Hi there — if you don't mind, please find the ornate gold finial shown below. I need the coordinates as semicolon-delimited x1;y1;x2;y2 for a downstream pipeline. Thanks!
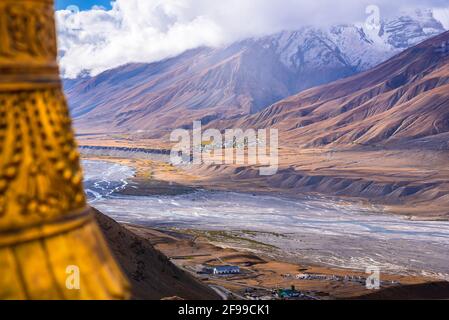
0;0;130;299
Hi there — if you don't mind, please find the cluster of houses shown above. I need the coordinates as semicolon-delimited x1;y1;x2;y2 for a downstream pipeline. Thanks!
197;265;326;300
294;273;399;286
295;273;368;284
242;286;316;300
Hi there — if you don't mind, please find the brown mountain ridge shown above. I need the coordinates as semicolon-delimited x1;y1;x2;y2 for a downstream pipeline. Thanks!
232;31;449;149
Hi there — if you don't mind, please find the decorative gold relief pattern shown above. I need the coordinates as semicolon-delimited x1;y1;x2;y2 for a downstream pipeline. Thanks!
0;89;85;230
0;0;60;90
0;2;57;59
0;0;130;300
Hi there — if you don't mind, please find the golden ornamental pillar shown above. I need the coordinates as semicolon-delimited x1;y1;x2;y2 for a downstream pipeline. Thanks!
0;0;130;299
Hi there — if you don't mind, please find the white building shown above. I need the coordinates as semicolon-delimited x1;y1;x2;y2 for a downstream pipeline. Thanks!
213;266;240;275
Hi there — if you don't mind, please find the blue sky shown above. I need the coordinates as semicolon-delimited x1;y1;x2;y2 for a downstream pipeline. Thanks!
55;0;112;11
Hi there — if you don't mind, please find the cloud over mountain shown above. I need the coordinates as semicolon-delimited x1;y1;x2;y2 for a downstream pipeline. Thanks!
56;0;449;78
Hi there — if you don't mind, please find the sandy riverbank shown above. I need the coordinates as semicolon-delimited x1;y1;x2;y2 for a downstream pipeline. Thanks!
79;140;449;221
82;155;449;299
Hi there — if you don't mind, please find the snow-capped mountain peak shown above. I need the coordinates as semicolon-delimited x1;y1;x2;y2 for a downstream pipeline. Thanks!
251;8;446;75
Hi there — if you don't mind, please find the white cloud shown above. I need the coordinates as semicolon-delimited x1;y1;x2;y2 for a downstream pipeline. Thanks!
434;7;449;29
56;0;449;78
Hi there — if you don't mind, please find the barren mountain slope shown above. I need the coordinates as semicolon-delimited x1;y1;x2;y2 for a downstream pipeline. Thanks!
67;45;294;135
236;31;449;149
94;209;219;300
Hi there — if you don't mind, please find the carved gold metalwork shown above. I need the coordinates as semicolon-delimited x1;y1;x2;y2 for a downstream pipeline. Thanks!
0;0;130;299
